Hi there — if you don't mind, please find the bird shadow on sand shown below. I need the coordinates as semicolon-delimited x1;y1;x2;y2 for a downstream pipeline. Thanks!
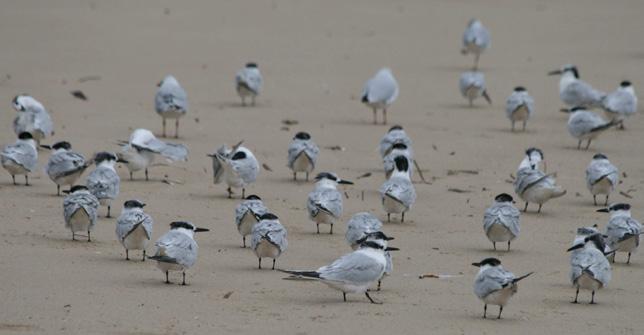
431;64;495;73
487;127;537;135
435;102;489;110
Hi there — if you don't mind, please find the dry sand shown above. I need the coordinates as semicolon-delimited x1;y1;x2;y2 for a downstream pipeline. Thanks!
1;1;644;334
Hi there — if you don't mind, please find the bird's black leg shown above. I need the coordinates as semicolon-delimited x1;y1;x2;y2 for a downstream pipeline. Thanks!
87;231;91;242
590;290;595;304
343;293;347;302
329;224;333;235
377;280;382;291
605;195;609;207
57;185;61;196
175;119;179;139
145;168;149;181
165;271;170;284
511;122;515;132
107;206;111;218
523;202;528;212
25;175;29;186
72;232;75;241
373;108;377;124
306;172;309;181
11;175;16;185
227;187;232;199
293;172;297;181
483;304;487;318
585;140;591;150
182;271;186;285
497;306;503;319
258;258;262;269
507;241;511;251
537;204;542;213
142;250;146;261
126;249;129;260
572;287;579;303
316;224;320;234
383;108;387;125
130;171;133;181
272;259;276;270
493;242;496;251
242;236;246;248
593;195;597;206
387;213;391;223
365;292;381;304
577;140;582;150
162;118;167;138
242;188;245;199
401;212;405;223
627;252;631;264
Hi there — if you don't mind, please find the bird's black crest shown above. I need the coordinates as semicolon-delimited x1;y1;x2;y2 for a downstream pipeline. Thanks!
258;213;279;221
388;125;403;132
514;86;526;92
18;132;34;140
393;156;409;172
294;132;311;140
609;203;631;212
52;141;72;150
494;193;514;203
170;221;195;230
585;234;607;253
69;185;88;193
620;80;632;87
570;106;586;112
391;142;408;150
94;151;117;164
361;94;369;103
245;194;261;200
592;153;608;160
315;172;337;181
525;147;543;160
245;62;258;68
231;151;247;160
477;257;501;267
123;200;146;208
360;241;384;250
564;65;579;79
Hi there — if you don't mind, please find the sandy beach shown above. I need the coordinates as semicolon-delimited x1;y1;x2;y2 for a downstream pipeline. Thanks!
1;1;643;334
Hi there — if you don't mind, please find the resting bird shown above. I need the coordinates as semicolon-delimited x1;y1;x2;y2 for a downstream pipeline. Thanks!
380;156;416;222
379;125;412;158
86;152;123;217
307;172;353;234
287;131;319;181
45;141;90;195
483;193;521;251
585;153;618;206
12;94;53;145
383;142;413;179
567;107;616;150
361;68;399;124
567;234;611;304
602;80;637;129
118;128;188;181
155;75;188;138
209;143;259;198
62;185;99;241
461;19;490;70
598;203;641;264
513;148;566;213
472;257;533;319
1;132;38;185
148;221;209;285
115;200;153;261
250;213;288;270
549;65;605;108
235;194;268;247
236;63;263;106
505;86;535;132
459;71;491;107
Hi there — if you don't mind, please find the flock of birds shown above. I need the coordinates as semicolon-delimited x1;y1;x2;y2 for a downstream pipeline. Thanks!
0;18;642;319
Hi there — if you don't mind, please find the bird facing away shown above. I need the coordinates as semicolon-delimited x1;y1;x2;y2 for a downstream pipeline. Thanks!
287;131;320;181
380;156;416;222
379;125;412;158
513;148;566;213
209;144;259;199
115;200;153;261
118;128;188;181
148;221;209;285
567;234;611;304
505;86;535;132
598;203;641;264
361;68;399;124
12;94;53;145
602;80;637;129
472;257;533;319
383;142;413;180
235;195;269;248
1;132;38;185
45;141;90;195
459;71;491;107
548;65;605;108
155;75;188;138
483;193;521;251
585;153;618;206
86;152;122;217
461;19;490;70
236;62;263;106
63;185;99;242
345;212;383;250
307;172;353;234
281;232;398;304
251;213;288;270
566;107;617;150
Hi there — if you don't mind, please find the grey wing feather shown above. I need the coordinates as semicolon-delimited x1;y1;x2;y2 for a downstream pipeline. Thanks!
63;191;99;228
345;212;382;246
380;177;416;208
474;267;515;299
235;199;268;228
483;203;520;237
86;167;120;200
586;160;618;189
505;91;535;119
379;129;412;157
459;72;485;96
210;145;231;184
1;142;37;171
33;109;54;136
287;140;319;169
154;231;198;267
307;188;343;219
231;155;259;184
46;151;87;179
116;210;153;241
605;216;642;248
514;168;552;195
236;68;263;94
562;81;605;107
570;248;611;286
155;83;188;114
363;70;399;104
250;220;288;252
138;137;188;161
567;112;606;137
463;21;490;49
318;251;385;284
602;90;637;115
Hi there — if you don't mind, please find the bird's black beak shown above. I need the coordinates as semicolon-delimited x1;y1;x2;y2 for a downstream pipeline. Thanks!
117;158;129;164
471;262;481;267
194;227;210;232
338;179;354;185
206;154;215;158
384;236;395;241
40;144;52;150
385;247;399;251
548;70;562;76
566;244;584;252
596;208;610;213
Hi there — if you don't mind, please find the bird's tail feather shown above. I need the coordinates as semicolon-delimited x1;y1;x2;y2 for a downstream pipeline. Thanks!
513;272;534;283
279;269;321;281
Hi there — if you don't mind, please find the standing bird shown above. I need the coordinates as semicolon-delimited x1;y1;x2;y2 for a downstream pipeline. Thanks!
505;86;535;132
585;153;618;206
483;193;521;251
155;75;188;138
548;65;605;108
148;221;209;285
361;68;399;125
62;185;99;241
1;132;38;185
459;71;492;107
472;258;533;319
567;234;611;304
307;172;353;234
383;142;413;179
115;200;153;261
513;148;566;213
12;94;53;145
287;131;319;181
602;81;637;129
251;213;288;270
461;19;490;70
86;152;122;217
355;231;396;291
235;62;263;106
235;194;268;248
598;203;641;264
45;141;90;195
567;107;616;150
118;128;188;181
209;144;259;198
281;233;398;304
380;156;416;222
379;125;412;158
